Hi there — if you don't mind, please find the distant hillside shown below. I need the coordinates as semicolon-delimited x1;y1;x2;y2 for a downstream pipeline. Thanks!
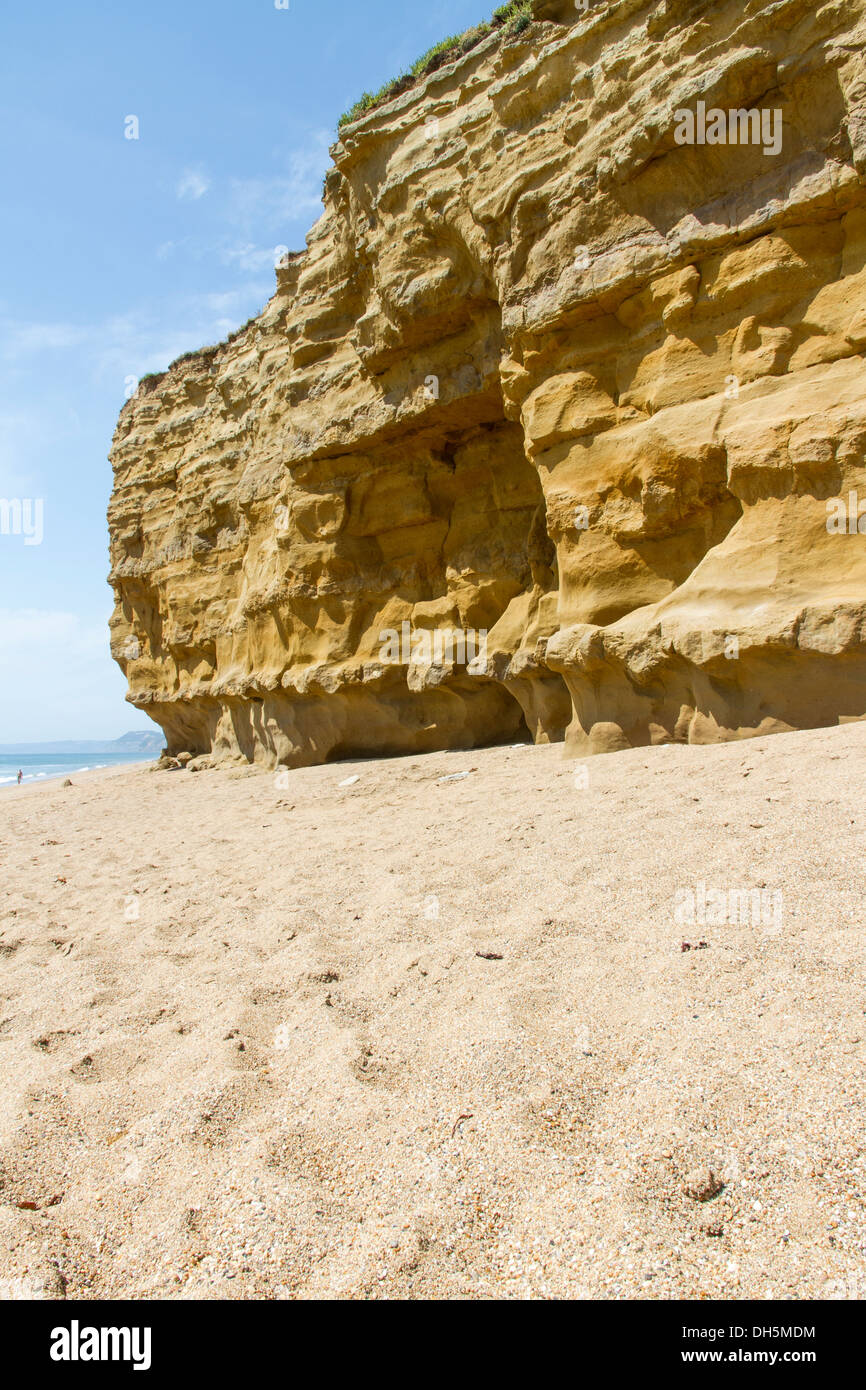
111;731;165;752
0;731;164;755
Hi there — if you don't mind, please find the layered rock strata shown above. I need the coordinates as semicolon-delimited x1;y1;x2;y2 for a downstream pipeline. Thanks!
109;0;866;765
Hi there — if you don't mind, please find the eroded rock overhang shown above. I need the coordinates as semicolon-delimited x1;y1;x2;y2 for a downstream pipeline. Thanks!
108;0;866;765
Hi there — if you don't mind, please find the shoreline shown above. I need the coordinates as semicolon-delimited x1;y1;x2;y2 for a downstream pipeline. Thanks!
0;759;154;795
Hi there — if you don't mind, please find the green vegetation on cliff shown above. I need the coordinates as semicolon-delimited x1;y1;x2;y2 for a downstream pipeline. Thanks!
338;1;533;129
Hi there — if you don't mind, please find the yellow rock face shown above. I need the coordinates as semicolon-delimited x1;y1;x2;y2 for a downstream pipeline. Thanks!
108;0;866;765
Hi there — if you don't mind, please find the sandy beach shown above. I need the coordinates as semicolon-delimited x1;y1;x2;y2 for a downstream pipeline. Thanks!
0;725;864;1300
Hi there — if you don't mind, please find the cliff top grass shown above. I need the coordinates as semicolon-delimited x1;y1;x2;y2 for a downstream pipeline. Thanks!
139;318;259;387
337;1;533;129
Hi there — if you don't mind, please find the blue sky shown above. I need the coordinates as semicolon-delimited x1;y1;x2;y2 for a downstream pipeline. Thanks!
0;0;495;741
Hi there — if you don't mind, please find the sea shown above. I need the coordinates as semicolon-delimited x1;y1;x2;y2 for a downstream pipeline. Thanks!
0;751;154;787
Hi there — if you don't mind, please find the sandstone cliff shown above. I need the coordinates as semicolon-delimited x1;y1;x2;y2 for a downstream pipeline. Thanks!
108;0;866;767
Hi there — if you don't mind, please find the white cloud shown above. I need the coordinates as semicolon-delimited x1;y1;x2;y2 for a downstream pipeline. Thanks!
0;129;335;403
1;322;88;355
220;242;286;273
0;409;73;495
177;168;211;201
0;288;273;396
0;608;105;651
197;283;272;316
226;130;331;233
0;609;144;742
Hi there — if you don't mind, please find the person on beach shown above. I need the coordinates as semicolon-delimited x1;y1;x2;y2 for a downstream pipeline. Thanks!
17;770;23;785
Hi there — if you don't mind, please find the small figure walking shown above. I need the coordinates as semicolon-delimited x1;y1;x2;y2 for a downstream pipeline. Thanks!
17;769;23;785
